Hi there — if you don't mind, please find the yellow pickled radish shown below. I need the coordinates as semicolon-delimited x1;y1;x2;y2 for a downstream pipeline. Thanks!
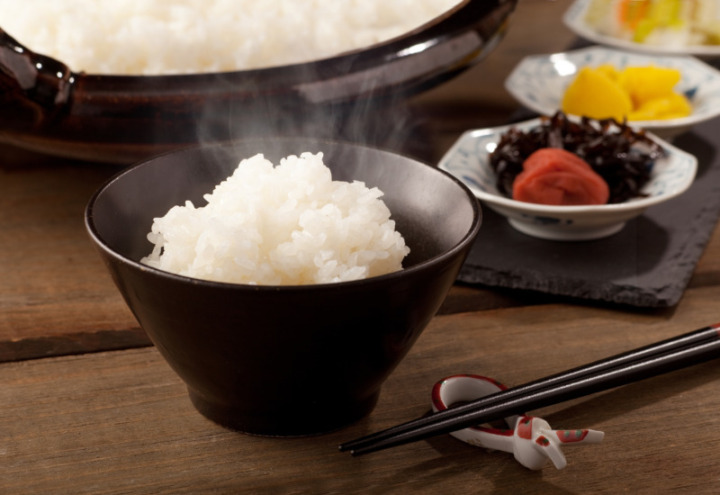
618;65;682;107
561;64;692;121
561;67;632;121
595;63;622;81
629;92;692;120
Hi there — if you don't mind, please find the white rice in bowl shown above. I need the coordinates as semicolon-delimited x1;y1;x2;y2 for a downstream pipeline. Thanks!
142;152;410;285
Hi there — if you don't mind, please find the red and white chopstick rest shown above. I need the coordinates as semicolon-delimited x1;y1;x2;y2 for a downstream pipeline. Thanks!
432;374;604;470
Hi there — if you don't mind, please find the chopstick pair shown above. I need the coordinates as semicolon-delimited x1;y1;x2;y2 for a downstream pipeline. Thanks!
339;323;720;456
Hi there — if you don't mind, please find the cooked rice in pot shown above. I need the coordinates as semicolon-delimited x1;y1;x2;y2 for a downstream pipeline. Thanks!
1;0;462;74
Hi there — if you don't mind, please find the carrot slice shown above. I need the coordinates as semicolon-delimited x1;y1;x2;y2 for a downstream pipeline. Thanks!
512;148;610;206
618;0;650;31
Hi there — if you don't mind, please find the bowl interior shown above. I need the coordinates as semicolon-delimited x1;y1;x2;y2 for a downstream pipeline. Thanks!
89;138;480;276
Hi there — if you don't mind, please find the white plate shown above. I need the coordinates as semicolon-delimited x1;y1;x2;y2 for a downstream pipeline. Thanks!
438;118;698;241
505;45;720;139
563;0;720;57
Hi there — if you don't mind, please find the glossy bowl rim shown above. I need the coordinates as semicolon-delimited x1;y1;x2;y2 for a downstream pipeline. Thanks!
85;140;482;292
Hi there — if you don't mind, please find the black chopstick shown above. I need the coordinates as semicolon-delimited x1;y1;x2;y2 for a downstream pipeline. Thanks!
339;323;720;456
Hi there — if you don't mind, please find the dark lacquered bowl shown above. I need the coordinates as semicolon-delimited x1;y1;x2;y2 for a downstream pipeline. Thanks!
0;0;516;164
85;138;482;436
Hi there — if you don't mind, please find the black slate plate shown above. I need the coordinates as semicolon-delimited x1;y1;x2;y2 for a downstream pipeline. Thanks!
457;118;720;308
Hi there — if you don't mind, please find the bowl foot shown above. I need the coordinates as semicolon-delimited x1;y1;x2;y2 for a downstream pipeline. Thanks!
508;219;626;241
187;388;380;437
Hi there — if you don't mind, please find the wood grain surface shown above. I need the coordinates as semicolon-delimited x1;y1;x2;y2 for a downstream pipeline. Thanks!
2;285;719;494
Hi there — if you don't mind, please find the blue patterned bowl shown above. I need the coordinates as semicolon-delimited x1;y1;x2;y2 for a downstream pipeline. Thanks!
439;118;697;241
505;46;720;140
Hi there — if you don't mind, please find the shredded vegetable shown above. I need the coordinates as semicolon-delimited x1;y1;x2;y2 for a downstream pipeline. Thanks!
489;112;666;204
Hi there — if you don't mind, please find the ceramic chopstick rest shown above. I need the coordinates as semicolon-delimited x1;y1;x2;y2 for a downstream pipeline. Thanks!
432;374;604;470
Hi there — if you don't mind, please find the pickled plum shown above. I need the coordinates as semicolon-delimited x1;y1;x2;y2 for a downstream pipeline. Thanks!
512;148;610;206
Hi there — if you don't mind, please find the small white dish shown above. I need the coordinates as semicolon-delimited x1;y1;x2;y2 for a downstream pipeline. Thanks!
438;118;698;241
563;0;720;57
504;45;720;139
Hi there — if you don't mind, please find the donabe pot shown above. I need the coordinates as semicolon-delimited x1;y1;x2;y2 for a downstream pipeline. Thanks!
0;0;516;163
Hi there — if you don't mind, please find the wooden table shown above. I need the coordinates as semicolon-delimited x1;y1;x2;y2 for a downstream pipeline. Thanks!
3;1;720;493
